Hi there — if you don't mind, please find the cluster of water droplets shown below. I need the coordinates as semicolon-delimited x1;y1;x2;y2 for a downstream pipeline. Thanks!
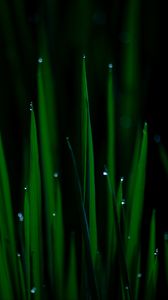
30;102;33;112
154;248;159;256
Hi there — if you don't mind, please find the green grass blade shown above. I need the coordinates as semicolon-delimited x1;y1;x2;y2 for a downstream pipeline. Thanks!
126;123;148;278
144;210;158;300
117;177;124;226
88;115;97;268
107;64;116;191
17;254;26;300
66;138;99;300
105;65;117;279
52;180;64;299
105;170;133;299
105;169;117;281
134;254;142;300
126;128;141;221
66;234;78;300
82;56;98;268
0;135;19;297
24;188;30;300
29;109;43;300
37;38;59;286
120;0;141;172
81;56;88;203
0;241;14;300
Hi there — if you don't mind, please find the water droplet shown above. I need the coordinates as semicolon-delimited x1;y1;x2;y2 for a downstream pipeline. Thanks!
125;286;129;290
53;172;58;178
128;235;131;240
108;63;113;69
137;273;142;278
18;212;24;222
164;232;168;241
120;177;124;182
52;212;56;217
17;253;21;257
103;171;108;176
30;287;36;294
38;57;43;63
154;134;161;144
24;186;28;191
121;199;126;205
83;54;86;59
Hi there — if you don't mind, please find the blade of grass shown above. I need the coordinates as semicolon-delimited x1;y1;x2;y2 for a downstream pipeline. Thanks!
0;241;14;300
107;64;116;191
66;233;78;300
52;179;64;299
126;128;141;222
82;56;98;268
37;34;59;287
24;187;30;300
0;135;19;297
29;108;43;300
17;254;26;300
81;55;88;204
105;64;117;284
120;0;141;166
126;123;148;280
105;167;133;300
66;138;99;300
134;254;142;300
144;210;158;300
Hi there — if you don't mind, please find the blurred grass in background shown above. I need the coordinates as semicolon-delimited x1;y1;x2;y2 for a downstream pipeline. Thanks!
0;0;164;299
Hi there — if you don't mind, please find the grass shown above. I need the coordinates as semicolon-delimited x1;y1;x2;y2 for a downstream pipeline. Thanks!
0;55;165;299
0;1;164;299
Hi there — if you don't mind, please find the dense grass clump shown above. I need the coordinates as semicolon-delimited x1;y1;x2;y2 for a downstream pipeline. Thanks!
0;55;166;300
0;1;164;299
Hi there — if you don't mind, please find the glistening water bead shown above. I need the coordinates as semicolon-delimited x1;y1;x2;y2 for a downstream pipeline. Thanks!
30;287;36;294
38;57;43;63
53;172;59;178
121;199;126;205
108;63;113;69
18;212;24;222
